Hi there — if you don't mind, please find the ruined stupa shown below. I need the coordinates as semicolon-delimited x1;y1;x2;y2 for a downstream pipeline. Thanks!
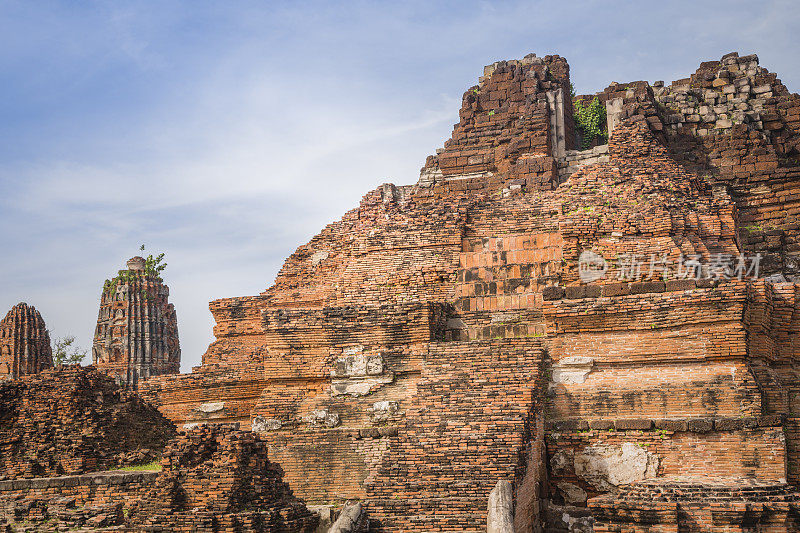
93;256;180;388
0;302;52;380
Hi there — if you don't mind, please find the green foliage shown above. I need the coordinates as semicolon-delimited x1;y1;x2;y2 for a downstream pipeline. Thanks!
52;335;88;365
573;97;608;149
144;252;167;278
103;246;168;299
118;459;162;471
569;83;576;98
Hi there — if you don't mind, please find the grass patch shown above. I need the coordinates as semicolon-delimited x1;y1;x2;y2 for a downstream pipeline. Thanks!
118;459;162;472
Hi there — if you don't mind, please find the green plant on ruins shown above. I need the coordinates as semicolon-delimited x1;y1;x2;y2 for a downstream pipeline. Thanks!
103;245;168;300
51;335;88;365
573;96;608;149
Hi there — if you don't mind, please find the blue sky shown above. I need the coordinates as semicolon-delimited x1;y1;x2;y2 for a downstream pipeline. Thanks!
2;0;798;370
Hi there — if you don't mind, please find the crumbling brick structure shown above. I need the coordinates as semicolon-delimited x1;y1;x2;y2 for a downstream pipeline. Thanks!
0;303;52;380
0;425;319;532
128;424;319;532
137;52;800;531
0;365;176;479
93;256;181;389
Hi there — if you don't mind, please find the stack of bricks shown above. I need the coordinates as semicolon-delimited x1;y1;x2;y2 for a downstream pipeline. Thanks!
0;302;52;380
92;256;181;389
129;424;319;532
133;52;800;531
554;119;739;286
0;365;176;479
654;52;800;280
654;52;794;141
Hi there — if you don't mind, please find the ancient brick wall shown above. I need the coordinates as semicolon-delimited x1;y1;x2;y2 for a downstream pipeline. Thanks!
364;339;546;531
0;471;156;530
139;362;268;429
420;54;573;192
0;303;51;380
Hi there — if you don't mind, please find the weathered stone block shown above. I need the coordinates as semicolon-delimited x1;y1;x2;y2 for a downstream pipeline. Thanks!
543;286;566;300
601;283;629;297
574;443;659;491
614;418;653;431
714;417;744;431
552;357;595;384
565;285;586;299
589;419;615;430
487;480;514;533
654;418;688;432
687;418;714;433
665;279;696;292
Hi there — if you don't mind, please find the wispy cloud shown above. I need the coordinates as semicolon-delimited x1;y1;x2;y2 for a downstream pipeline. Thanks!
1;0;798;368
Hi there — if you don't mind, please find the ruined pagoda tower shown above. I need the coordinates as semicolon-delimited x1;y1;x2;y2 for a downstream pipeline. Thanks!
92;256;180;388
0;303;52;380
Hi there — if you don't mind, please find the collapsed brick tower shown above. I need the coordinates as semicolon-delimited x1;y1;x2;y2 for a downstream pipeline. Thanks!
0;302;52;380
93;256;180;389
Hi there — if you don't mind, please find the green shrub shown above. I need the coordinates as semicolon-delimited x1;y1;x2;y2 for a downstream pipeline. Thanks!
573;97;608;149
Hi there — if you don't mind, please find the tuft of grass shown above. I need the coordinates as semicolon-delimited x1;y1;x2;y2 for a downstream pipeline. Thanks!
118;459;162;472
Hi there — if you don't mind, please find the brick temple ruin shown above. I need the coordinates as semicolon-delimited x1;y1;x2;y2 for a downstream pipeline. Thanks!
0;303;52;381
132;51;800;531
2;50;800;531
92;256;181;388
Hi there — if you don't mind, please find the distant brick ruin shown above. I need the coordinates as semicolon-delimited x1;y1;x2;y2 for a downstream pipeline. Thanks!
0;303;52;381
133;51;800;531
4;51;800;531
93;256;181;388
